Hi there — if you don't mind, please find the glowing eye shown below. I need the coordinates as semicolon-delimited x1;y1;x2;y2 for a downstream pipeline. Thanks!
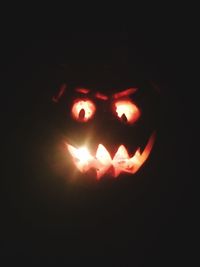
114;100;141;124
71;99;96;122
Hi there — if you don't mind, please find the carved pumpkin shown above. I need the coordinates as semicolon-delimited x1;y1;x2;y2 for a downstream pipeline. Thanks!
52;64;159;180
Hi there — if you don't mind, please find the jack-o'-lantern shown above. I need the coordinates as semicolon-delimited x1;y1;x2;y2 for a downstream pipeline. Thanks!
52;63;160;180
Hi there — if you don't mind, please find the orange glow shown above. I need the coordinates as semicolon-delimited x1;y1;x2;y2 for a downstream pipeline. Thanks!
95;144;112;179
76;88;90;94
67;132;156;179
67;145;94;172
71;99;96;122
95;92;108;101
114;100;141;124
113;88;137;99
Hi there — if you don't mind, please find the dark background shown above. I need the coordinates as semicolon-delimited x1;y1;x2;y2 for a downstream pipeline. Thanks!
1;33;195;266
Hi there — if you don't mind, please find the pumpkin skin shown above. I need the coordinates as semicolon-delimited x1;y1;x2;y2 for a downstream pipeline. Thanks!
52;64;160;179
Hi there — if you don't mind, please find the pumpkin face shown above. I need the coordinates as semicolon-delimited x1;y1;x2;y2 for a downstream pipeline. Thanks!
52;65;159;180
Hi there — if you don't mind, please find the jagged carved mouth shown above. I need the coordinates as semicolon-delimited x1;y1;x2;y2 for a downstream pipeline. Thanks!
67;132;156;179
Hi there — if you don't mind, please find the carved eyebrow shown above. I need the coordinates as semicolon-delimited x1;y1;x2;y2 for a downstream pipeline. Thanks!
113;88;138;99
95;92;108;100
76;88;108;100
52;83;67;103
76;88;90;94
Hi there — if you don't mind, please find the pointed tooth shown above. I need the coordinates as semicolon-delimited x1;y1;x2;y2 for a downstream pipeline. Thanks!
96;144;112;165
113;145;129;162
67;144;78;158
95;144;112;179
129;132;156;172
136;148;141;156
67;144;93;173
129;148;141;165
112;145;130;177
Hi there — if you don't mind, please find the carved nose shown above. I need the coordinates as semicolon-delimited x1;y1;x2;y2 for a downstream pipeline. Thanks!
79;109;85;120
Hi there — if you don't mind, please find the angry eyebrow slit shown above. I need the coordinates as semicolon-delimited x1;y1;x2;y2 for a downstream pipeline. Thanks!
52;83;67;103
76;88;108;100
75;87;137;101
76;88;90;94
113;88;138;99
95;92;108;100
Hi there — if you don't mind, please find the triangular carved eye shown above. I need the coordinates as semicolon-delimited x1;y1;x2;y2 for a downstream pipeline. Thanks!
71;99;96;122
113;100;141;124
